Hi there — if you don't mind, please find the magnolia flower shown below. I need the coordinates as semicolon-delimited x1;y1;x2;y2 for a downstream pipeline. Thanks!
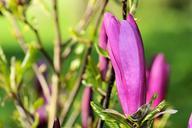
146;54;169;107
100;12;146;116
81;87;93;128
188;113;192;128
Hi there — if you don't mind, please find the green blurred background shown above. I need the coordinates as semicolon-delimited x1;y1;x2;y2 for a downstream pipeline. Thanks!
0;0;192;127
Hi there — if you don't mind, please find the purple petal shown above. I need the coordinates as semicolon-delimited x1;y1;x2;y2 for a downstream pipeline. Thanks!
146;53;169;107
117;20;146;115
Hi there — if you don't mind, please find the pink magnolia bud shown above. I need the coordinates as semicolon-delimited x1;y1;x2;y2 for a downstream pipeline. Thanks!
81;87;93;128
189;113;192;128
146;54;169;107
37;105;47;128
100;12;146;116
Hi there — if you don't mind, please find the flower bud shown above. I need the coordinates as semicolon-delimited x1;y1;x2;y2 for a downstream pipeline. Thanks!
146;54;169;107
100;12;146;116
37;105;47;128
81;87;93;128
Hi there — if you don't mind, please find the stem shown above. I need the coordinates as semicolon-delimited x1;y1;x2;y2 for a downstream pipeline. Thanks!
97;69;115;128
48;75;59;128
59;43;93;124
122;0;128;19
48;0;62;127
102;69;115;108
52;0;62;74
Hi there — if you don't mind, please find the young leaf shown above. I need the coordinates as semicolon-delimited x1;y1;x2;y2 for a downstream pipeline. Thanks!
141;100;168;125
105;121;121;128
22;46;37;70
91;102;131;128
94;42;109;58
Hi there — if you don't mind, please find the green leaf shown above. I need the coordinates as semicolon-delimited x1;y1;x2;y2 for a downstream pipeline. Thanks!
0;47;10;92
94;42;109;58
141;100;168;125
105;121;121;128
10;57;23;93
22;45;37;70
154;109;177;118
0;47;7;64
31;113;40;128
91;102;131;128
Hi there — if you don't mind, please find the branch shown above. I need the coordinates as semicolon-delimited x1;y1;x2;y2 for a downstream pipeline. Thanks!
52;0;62;74
23;19;54;71
48;75;59;128
48;0;62;127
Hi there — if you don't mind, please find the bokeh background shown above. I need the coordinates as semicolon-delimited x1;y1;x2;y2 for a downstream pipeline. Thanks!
0;0;192;127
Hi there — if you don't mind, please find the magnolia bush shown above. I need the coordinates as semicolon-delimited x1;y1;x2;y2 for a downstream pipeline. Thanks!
0;0;191;128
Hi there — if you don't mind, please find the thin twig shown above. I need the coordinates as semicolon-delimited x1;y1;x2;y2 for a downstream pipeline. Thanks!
10;16;28;51
122;0;128;19
48;0;62;127
52;0;62;74
23;19;54;71
97;69;115;128
48;75;59;128
76;0;100;33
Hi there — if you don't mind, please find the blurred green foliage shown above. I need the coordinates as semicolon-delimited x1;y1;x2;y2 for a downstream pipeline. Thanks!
0;0;192;127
